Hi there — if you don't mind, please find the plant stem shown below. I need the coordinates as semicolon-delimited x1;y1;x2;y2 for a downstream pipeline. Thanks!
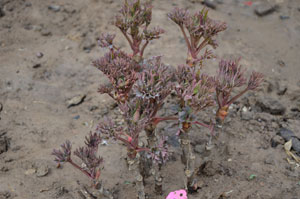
120;30;134;51
145;124;163;195
68;159;93;180
128;154;145;199
153;164;163;195
179;122;196;191
180;26;192;55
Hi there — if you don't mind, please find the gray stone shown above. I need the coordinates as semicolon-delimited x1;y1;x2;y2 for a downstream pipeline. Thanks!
67;94;86;108
41;29;52;37
202;0;217;9
48;5;61;12
291;138;300;155
36;52;44;58
271;135;285;148
36;165;49;177
255;97;286;115
279;15;290;20
255;3;275;17
278;128;295;141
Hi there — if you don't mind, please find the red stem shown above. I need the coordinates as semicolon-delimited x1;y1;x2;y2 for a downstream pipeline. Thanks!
68;159;93;179
226;87;249;106
195;37;209;55
152;116;178;125
140;40;149;57
120;30;134;50
216;88;222;108
116;135;134;148
193;121;210;129
180;25;192;55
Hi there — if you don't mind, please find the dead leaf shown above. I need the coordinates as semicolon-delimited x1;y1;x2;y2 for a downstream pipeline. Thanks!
284;140;292;151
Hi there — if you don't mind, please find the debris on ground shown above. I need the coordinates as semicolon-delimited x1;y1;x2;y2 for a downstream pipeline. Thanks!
67;94;86;108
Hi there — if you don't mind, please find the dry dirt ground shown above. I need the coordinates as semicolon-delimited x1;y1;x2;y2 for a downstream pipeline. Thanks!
1;0;300;198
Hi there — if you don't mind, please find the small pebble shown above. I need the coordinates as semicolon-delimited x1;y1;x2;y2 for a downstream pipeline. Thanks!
73;115;80;120
36;52;44;58
48;5;61;12
41;29;52;37
32;63;41;69
25;168;36;175
279;15;289;20
36;165;49;177
202;0;217;9
25;2;32;7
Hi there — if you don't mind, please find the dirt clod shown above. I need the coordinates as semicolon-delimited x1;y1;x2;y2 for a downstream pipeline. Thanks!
255;3;275;17
256;97;286;115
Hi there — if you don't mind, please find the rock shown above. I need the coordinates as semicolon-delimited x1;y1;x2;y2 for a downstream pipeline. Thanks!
32;25;42;32
0;102;2;112
73;115;80;120
278;128;295;141
32;63;41;69
271;135;285;148
25;2;32;7
279;15;289;20
202;0;217;9
41;29;52;37
36;52;44;58
25;168;36;175
67;94;86;108
36;165;49;177
255;97;286;115
255;3;275;17
291;138;300;155
194;144;206;154
48;5;61;12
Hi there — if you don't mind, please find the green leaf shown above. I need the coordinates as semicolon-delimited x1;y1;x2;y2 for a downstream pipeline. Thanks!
193;85;200;95
124;181;131;185
249;174;256;180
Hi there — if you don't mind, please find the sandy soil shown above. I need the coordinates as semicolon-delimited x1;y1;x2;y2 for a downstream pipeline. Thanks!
0;0;300;198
